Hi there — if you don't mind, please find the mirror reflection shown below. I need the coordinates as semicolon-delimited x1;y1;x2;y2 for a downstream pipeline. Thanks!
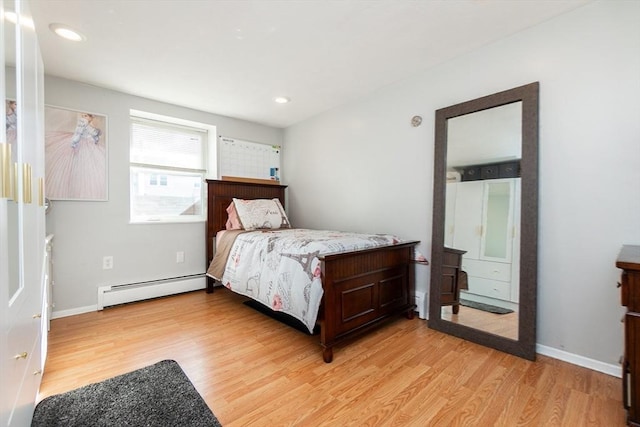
441;102;522;340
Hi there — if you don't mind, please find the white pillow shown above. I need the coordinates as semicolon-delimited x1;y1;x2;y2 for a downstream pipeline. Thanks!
232;198;291;231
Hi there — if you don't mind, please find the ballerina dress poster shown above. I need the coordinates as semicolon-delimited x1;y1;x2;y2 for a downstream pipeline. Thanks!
45;106;107;200
6;100;17;150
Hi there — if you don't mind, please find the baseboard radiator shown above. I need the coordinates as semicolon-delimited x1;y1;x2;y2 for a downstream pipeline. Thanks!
97;274;206;310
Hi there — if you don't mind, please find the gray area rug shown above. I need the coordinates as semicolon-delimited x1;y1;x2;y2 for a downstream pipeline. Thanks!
460;299;514;314
32;359;222;427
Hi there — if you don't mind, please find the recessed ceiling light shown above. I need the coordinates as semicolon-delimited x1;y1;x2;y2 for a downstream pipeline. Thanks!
49;23;86;42
274;96;290;104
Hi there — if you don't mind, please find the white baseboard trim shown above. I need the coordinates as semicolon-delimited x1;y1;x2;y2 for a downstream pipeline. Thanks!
536;344;621;378
97;274;205;310
52;304;98;319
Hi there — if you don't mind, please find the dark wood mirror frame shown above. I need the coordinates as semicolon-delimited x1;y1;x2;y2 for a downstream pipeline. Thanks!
429;82;539;360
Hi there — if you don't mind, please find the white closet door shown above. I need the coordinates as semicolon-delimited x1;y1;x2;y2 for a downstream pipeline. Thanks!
510;179;521;303
479;179;516;263
451;180;484;259
0;1;46;425
444;182;457;248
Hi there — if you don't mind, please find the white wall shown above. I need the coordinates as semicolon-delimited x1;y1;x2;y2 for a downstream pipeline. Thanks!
45;76;283;314
283;1;640;368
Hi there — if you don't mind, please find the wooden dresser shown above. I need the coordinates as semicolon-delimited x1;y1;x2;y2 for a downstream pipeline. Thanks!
619;245;640;426
442;247;467;314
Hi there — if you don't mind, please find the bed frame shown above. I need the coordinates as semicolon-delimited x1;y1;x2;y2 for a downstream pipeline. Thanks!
205;179;418;362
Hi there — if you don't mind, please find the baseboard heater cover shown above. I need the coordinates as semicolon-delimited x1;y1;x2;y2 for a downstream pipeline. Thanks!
97;274;205;310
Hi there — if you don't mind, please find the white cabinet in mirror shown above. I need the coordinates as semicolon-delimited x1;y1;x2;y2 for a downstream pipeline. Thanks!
445;178;520;310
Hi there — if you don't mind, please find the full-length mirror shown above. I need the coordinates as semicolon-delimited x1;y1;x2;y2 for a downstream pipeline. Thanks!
429;83;539;360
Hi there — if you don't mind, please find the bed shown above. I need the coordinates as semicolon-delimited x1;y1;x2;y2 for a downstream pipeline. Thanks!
205;179;419;363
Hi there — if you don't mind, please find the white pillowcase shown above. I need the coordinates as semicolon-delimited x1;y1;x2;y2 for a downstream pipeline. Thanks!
232;198;291;231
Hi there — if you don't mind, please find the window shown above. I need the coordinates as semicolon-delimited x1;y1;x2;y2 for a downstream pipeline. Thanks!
129;112;214;223
148;174;168;186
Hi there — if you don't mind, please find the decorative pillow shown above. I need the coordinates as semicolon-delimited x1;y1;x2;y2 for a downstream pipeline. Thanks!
225;202;243;230
232;198;291;231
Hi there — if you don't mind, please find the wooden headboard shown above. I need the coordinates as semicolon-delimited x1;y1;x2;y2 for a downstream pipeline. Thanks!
205;179;287;270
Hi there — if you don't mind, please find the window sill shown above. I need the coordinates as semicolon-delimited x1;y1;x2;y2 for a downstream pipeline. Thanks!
129;217;205;225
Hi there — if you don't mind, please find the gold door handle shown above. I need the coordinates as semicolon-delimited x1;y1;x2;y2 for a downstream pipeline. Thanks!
14;352;28;360
0;143;11;199
23;163;32;204
33;313;42;319
38;177;44;206
13;162;18;201
33;370;42;376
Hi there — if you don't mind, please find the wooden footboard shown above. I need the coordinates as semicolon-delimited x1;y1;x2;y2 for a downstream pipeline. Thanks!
319;241;418;363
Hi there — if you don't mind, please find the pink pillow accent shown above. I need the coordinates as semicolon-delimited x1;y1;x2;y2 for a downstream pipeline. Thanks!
225;202;243;230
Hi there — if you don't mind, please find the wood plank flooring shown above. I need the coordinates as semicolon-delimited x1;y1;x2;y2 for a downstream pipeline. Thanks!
39;289;625;426
441;305;519;340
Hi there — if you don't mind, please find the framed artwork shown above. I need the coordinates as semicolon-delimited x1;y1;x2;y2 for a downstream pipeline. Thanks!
6;100;17;147
45;106;108;201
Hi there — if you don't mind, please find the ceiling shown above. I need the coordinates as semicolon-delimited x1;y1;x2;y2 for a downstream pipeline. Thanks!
27;0;589;128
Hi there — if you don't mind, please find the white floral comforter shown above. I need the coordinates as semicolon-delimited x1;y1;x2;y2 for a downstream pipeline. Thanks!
215;228;400;333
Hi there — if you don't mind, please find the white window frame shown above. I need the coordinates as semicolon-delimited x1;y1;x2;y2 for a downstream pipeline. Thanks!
129;110;216;224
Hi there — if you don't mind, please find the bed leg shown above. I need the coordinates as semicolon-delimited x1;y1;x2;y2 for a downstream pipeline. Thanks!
322;347;334;363
206;277;215;294
406;308;415;320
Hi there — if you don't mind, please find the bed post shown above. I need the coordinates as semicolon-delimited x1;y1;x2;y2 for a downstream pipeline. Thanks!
320;261;335;363
206;277;215;293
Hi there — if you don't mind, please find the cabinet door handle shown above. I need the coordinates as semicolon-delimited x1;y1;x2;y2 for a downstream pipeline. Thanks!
22;163;32;204
0;143;11;199
14;352;27;360
38;177;44;206
618;281;622;288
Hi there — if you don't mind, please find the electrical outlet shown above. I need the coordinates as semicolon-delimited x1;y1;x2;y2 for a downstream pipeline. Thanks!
103;256;113;270
176;251;185;263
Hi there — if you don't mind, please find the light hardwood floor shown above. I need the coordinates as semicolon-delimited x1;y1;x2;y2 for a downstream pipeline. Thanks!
39;289;625;426
441;305;519;340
